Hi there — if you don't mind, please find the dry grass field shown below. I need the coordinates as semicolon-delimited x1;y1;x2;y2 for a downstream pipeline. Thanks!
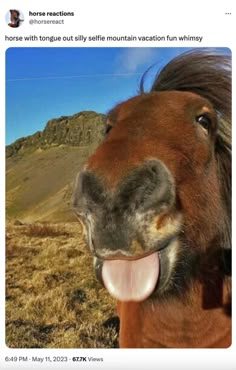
6;221;119;348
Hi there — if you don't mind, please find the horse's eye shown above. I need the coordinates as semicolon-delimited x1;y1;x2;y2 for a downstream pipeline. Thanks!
196;114;212;133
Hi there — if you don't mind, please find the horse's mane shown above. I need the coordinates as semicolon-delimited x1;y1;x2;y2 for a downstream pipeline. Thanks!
140;50;232;250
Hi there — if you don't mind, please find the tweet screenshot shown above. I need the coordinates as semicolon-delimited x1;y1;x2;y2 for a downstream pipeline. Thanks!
1;0;234;369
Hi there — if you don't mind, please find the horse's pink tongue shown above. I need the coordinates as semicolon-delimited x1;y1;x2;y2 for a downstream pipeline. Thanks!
102;252;159;302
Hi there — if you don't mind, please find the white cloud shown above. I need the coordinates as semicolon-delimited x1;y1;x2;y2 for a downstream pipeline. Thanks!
115;48;161;73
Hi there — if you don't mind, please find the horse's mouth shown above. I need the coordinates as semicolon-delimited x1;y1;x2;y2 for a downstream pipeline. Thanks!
80;210;183;302
93;236;179;302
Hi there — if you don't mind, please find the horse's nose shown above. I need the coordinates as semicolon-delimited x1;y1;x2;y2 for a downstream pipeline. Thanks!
73;160;175;216
72;169;106;216
116;160;175;213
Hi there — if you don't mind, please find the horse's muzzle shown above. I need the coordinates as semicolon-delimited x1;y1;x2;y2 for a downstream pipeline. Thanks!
73;159;177;259
73;159;184;301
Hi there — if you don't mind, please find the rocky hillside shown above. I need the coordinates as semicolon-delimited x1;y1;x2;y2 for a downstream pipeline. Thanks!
6;111;105;158
6;111;105;222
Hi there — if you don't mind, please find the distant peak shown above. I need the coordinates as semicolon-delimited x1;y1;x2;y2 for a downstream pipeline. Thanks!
6;111;105;158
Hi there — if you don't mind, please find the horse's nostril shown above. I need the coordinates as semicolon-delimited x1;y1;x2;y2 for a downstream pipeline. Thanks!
73;170;106;213
116;160;175;212
73;160;175;218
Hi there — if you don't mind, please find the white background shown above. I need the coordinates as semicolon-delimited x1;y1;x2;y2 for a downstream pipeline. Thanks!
0;0;235;369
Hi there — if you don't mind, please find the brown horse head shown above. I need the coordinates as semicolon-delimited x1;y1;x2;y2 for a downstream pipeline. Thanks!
9;9;21;28
73;50;231;308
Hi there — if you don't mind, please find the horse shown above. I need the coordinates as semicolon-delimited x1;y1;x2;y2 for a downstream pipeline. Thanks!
73;50;231;348
8;10;22;28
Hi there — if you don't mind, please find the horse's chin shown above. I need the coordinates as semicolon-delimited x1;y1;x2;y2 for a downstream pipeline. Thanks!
93;238;180;302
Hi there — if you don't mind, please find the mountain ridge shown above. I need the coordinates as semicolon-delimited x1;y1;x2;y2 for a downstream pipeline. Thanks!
6;110;105;157
6;111;105;222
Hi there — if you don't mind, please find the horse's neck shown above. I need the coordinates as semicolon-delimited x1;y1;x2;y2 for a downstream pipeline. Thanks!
118;279;231;348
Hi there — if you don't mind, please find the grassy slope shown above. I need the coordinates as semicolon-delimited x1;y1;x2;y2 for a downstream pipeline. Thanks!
6;138;119;348
6;222;118;348
6;146;93;222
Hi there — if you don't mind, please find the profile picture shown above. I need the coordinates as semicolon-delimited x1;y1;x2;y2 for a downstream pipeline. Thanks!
7;9;24;28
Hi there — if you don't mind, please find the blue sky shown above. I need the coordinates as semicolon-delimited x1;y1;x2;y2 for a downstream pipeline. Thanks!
5;47;229;145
